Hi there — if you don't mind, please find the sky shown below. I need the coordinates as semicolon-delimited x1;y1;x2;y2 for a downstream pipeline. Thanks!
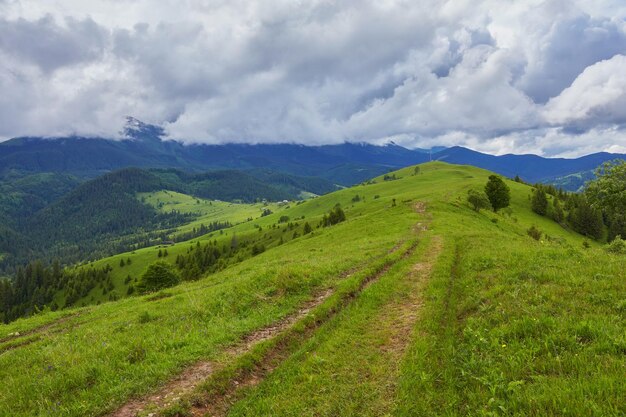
1;0;626;157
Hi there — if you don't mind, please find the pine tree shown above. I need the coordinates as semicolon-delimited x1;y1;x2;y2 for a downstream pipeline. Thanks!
531;189;549;216
571;198;604;240
485;175;511;212
551;198;565;224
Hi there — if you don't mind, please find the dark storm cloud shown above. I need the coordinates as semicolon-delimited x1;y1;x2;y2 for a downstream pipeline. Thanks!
0;15;108;72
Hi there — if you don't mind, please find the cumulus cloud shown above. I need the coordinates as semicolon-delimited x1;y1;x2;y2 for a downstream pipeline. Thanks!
0;0;625;156
544;54;626;126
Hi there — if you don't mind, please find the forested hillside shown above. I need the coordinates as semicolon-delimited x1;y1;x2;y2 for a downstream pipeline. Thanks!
0;167;338;274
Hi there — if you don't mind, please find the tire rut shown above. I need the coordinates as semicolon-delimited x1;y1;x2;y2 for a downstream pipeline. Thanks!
0;312;81;344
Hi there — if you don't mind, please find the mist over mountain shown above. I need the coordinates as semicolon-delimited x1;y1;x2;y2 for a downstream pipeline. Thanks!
2;118;624;188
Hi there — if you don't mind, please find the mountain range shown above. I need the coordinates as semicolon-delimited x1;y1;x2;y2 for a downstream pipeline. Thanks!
2;117;624;188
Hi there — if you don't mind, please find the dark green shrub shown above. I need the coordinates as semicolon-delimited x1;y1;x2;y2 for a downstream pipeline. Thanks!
606;235;626;254
467;189;490;212
485;175;511;211
251;243;265;256
138;261;181;293
321;206;346;227
527;225;542;241
531;188;549;215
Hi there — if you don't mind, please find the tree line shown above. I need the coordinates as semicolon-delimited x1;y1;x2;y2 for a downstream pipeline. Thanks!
0;260;112;323
469;160;626;242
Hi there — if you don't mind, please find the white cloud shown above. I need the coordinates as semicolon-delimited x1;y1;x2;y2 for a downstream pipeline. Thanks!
543;54;626;126
0;0;625;156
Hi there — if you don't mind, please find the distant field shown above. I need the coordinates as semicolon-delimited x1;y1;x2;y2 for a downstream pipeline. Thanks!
1;162;624;417
138;190;290;236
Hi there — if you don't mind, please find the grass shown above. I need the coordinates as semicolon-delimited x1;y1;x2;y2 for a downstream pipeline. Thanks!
224;166;624;416
137;190;290;236
1;162;624;417
395;200;626;416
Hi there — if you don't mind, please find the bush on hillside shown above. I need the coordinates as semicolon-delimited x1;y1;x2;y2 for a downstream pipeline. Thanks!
251;243;265;256
321;206;346;227
527;225;542;241
467;189;490;212
137;261;181;293
606;235;626;254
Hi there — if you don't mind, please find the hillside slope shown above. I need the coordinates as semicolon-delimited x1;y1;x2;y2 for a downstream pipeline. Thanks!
0;162;623;417
0;167;338;273
435;146;624;185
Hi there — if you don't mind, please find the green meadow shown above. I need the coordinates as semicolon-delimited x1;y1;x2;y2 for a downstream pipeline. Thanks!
137;190;291;236
1;162;624;417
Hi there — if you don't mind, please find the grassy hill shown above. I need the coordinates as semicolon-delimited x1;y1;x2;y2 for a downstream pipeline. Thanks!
0;162;624;417
137;190;286;237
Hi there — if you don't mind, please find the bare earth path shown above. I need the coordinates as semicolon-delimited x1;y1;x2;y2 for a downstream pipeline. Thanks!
109;288;335;417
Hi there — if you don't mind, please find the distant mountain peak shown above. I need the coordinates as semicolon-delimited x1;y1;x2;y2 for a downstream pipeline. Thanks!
124;116;144;128
122;116;165;141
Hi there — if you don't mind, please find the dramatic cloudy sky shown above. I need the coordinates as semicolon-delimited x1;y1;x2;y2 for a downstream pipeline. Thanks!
1;0;626;156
